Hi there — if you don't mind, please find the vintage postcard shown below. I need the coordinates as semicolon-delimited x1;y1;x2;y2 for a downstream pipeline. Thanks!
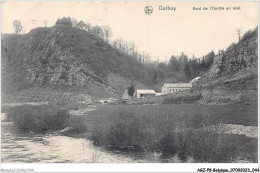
1;1;259;172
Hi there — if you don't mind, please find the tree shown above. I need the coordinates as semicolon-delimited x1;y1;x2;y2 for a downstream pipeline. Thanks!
169;55;179;72
204;51;215;69
77;20;87;30
71;18;79;27
43;20;48;27
102;25;112;43
127;85;135;96
200;57;206;71
13;20;22;34
55;17;73;27
236;28;242;42
153;72;158;84
184;62;191;79
90;26;104;38
85;23;92;31
71;19;91;31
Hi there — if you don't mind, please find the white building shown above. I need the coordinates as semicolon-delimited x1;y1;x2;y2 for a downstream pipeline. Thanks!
161;83;192;94
134;89;156;98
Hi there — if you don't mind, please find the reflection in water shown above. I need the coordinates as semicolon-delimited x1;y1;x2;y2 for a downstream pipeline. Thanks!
1;119;141;163
1;113;193;163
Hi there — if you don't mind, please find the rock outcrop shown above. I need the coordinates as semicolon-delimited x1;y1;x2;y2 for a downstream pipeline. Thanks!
193;27;258;105
1;21;147;103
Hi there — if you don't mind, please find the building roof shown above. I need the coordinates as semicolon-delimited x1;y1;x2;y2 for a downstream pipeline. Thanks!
135;89;156;94
193;76;201;80
190;76;201;83
162;83;192;88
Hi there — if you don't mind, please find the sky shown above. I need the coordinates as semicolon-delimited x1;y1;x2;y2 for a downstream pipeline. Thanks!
1;1;258;62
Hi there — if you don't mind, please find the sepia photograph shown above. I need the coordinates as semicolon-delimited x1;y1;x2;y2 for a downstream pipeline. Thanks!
1;0;259;172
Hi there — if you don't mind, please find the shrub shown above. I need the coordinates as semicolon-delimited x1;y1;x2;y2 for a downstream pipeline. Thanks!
60;101;90;110
64;115;89;135
162;94;202;104
55;17;73;28
127;85;135;96
157;132;178;157
241;30;253;42
88;105;257;162
90;107;146;151
187;130;257;163
6;104;70;133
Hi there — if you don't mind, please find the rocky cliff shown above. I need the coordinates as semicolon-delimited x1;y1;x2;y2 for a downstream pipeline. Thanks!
192;27;258;105
118;27;258;105
1;21;146;103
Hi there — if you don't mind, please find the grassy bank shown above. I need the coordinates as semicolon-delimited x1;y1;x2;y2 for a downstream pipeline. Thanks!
2;102;93;135
2;103;257;162
4;104;70;133
162;93;202;104
88;105;257;162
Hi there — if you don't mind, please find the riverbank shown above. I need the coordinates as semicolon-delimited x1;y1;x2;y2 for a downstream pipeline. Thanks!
1;103;258;163
1;117;142;163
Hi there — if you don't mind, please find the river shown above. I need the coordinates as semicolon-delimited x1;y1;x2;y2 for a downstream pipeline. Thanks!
3;103;254;163
2;112;190;163
2;113;143;163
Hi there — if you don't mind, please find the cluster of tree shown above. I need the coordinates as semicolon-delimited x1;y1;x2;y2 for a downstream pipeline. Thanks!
10;17;217;89
13;20;23;34
127;85;135;96
56;18;152;64
168;51;215;79
12;19;50;34
135;51;215;87
70;18;112;43
111;39;152;64
54;18;216;86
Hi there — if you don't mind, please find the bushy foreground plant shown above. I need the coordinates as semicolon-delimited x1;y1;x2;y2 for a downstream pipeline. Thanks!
5;104;70;133
89;105;257;162
162;94;202;104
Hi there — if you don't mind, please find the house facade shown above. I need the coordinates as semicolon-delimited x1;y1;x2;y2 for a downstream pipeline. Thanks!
161;83;192;94
134;89;156;98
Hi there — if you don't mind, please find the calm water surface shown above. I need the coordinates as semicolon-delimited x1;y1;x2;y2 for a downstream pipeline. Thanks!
2;113;190;163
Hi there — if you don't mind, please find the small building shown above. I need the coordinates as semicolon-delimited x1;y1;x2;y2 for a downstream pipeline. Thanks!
161;83;192;94
134;89;156;98
190;76;201;84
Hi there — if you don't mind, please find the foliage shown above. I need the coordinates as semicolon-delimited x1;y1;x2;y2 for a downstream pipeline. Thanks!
77;21;87;30
3;17;215;91
241;27;257;42
2;18;258;94
2;20;145;89
55;17;73;28
3;103;257;162
89;26;104;39
127;85;135;96
13;20;22;34
162;93;202;104
102;25;112;42
5;104;70;133
87;105;257;162
60;101;90;110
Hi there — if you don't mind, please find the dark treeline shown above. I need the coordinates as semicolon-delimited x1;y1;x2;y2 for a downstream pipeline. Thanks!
57;17;216;86
7;17;215;89
110;38;215;85
10;17;256;89
3;17;257;96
